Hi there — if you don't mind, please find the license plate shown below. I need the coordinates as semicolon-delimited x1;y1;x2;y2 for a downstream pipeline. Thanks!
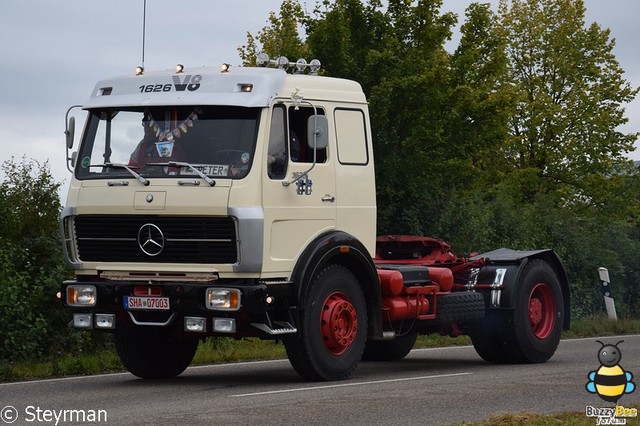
181;164;229;176
123;296;170;310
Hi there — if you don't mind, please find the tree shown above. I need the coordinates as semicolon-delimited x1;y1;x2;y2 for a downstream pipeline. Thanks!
237;0;308;66
305;0;387;91
491;0;639;318
448;3;513;178
497;0;638;211
357;0;459;235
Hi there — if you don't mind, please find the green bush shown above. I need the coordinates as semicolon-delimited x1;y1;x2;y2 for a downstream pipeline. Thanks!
0;246;49;360
0;158;75;363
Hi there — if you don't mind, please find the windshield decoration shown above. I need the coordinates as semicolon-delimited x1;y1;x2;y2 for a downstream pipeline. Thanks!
146;109;200;141
155;141;174;157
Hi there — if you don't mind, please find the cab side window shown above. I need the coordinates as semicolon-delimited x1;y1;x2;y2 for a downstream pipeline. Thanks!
288;106;326;163
267;105;287;179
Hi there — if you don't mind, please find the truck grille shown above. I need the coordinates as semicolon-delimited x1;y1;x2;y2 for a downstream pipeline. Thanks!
74;215;238;264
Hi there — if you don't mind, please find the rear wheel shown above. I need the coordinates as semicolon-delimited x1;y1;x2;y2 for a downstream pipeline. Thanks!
361;332;418;361
285;264;367;381
470;259;563;363
115;331;198;379
469;311;510;363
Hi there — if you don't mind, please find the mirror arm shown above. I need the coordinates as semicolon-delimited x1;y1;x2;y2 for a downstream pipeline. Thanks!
282;101;318;187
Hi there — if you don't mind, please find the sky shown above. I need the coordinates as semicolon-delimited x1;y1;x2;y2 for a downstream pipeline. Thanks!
1;1;638;201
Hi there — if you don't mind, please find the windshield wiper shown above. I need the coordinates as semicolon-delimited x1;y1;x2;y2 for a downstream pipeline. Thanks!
90;163;150;186
147;161;216;186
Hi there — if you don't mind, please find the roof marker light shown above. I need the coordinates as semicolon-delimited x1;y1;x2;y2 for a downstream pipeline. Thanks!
135;66;144;76
256;52;270;67
175;64;184;73
276;56;290;70
309;59;321;75
254;52;322;74
295;58;307;74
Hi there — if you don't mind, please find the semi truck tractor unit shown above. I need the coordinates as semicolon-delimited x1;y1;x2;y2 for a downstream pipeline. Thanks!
60;56;570;381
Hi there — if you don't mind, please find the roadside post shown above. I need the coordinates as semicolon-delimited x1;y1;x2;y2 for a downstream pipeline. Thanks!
597;267;618;320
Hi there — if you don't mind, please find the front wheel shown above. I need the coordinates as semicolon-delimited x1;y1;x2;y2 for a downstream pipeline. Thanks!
115;331;198;379
285;264;367;381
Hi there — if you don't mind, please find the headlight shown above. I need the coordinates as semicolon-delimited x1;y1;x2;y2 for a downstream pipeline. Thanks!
205;288;240;311
67;285;97;306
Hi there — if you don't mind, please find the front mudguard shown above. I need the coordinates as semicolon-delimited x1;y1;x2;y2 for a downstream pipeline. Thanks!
290;230;384;340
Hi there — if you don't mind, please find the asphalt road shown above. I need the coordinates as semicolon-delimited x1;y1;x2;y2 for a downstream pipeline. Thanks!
1;335;639;426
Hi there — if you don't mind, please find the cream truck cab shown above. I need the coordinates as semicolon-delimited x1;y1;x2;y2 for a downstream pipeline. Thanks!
61;56;569;381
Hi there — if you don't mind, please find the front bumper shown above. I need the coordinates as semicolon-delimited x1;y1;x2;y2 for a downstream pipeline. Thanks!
61;279;294;337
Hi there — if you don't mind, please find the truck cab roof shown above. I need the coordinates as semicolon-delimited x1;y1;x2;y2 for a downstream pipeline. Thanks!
84;65;367;109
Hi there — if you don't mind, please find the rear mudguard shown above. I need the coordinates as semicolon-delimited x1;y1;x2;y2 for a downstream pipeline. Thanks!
291;230;384;339
470;248;570;330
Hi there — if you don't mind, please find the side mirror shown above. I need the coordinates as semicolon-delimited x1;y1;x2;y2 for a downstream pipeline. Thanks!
66;116;75;149
64;105;82;172
307;115;328;150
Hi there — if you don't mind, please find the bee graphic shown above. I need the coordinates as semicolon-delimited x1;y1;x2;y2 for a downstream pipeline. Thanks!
586;340;636;403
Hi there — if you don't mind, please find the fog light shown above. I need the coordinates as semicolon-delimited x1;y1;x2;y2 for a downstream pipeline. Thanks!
73;313;93;328
213;318;236;333
67;285;96;306
185;316;206;332
95;314;115;329
205;288;241;311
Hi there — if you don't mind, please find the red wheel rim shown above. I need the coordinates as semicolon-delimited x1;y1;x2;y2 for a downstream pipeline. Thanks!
320;291;358;355
528;283;556;340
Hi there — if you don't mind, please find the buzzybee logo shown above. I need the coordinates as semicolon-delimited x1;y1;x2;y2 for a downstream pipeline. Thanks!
586;340;635;403
584;340;637;425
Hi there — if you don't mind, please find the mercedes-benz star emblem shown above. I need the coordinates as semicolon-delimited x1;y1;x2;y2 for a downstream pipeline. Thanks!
137;223;165;256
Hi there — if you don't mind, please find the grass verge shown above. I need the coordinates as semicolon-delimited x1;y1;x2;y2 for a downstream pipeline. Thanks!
450;407;639;426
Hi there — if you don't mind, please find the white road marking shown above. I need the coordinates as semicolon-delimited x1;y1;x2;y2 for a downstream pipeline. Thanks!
230;372;472;398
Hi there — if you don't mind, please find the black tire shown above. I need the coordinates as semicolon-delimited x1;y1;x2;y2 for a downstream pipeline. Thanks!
361;333;418;361
115;331;198;379
284;264;367;381
469;311;511;363
470;259;563;364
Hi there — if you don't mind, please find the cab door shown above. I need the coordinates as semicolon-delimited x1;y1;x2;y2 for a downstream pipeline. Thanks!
262;103;336;275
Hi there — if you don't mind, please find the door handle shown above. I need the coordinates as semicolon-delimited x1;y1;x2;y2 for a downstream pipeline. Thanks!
321;195;335;202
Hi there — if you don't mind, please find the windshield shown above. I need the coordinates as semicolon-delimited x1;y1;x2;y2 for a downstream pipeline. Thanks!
75;106;260;180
